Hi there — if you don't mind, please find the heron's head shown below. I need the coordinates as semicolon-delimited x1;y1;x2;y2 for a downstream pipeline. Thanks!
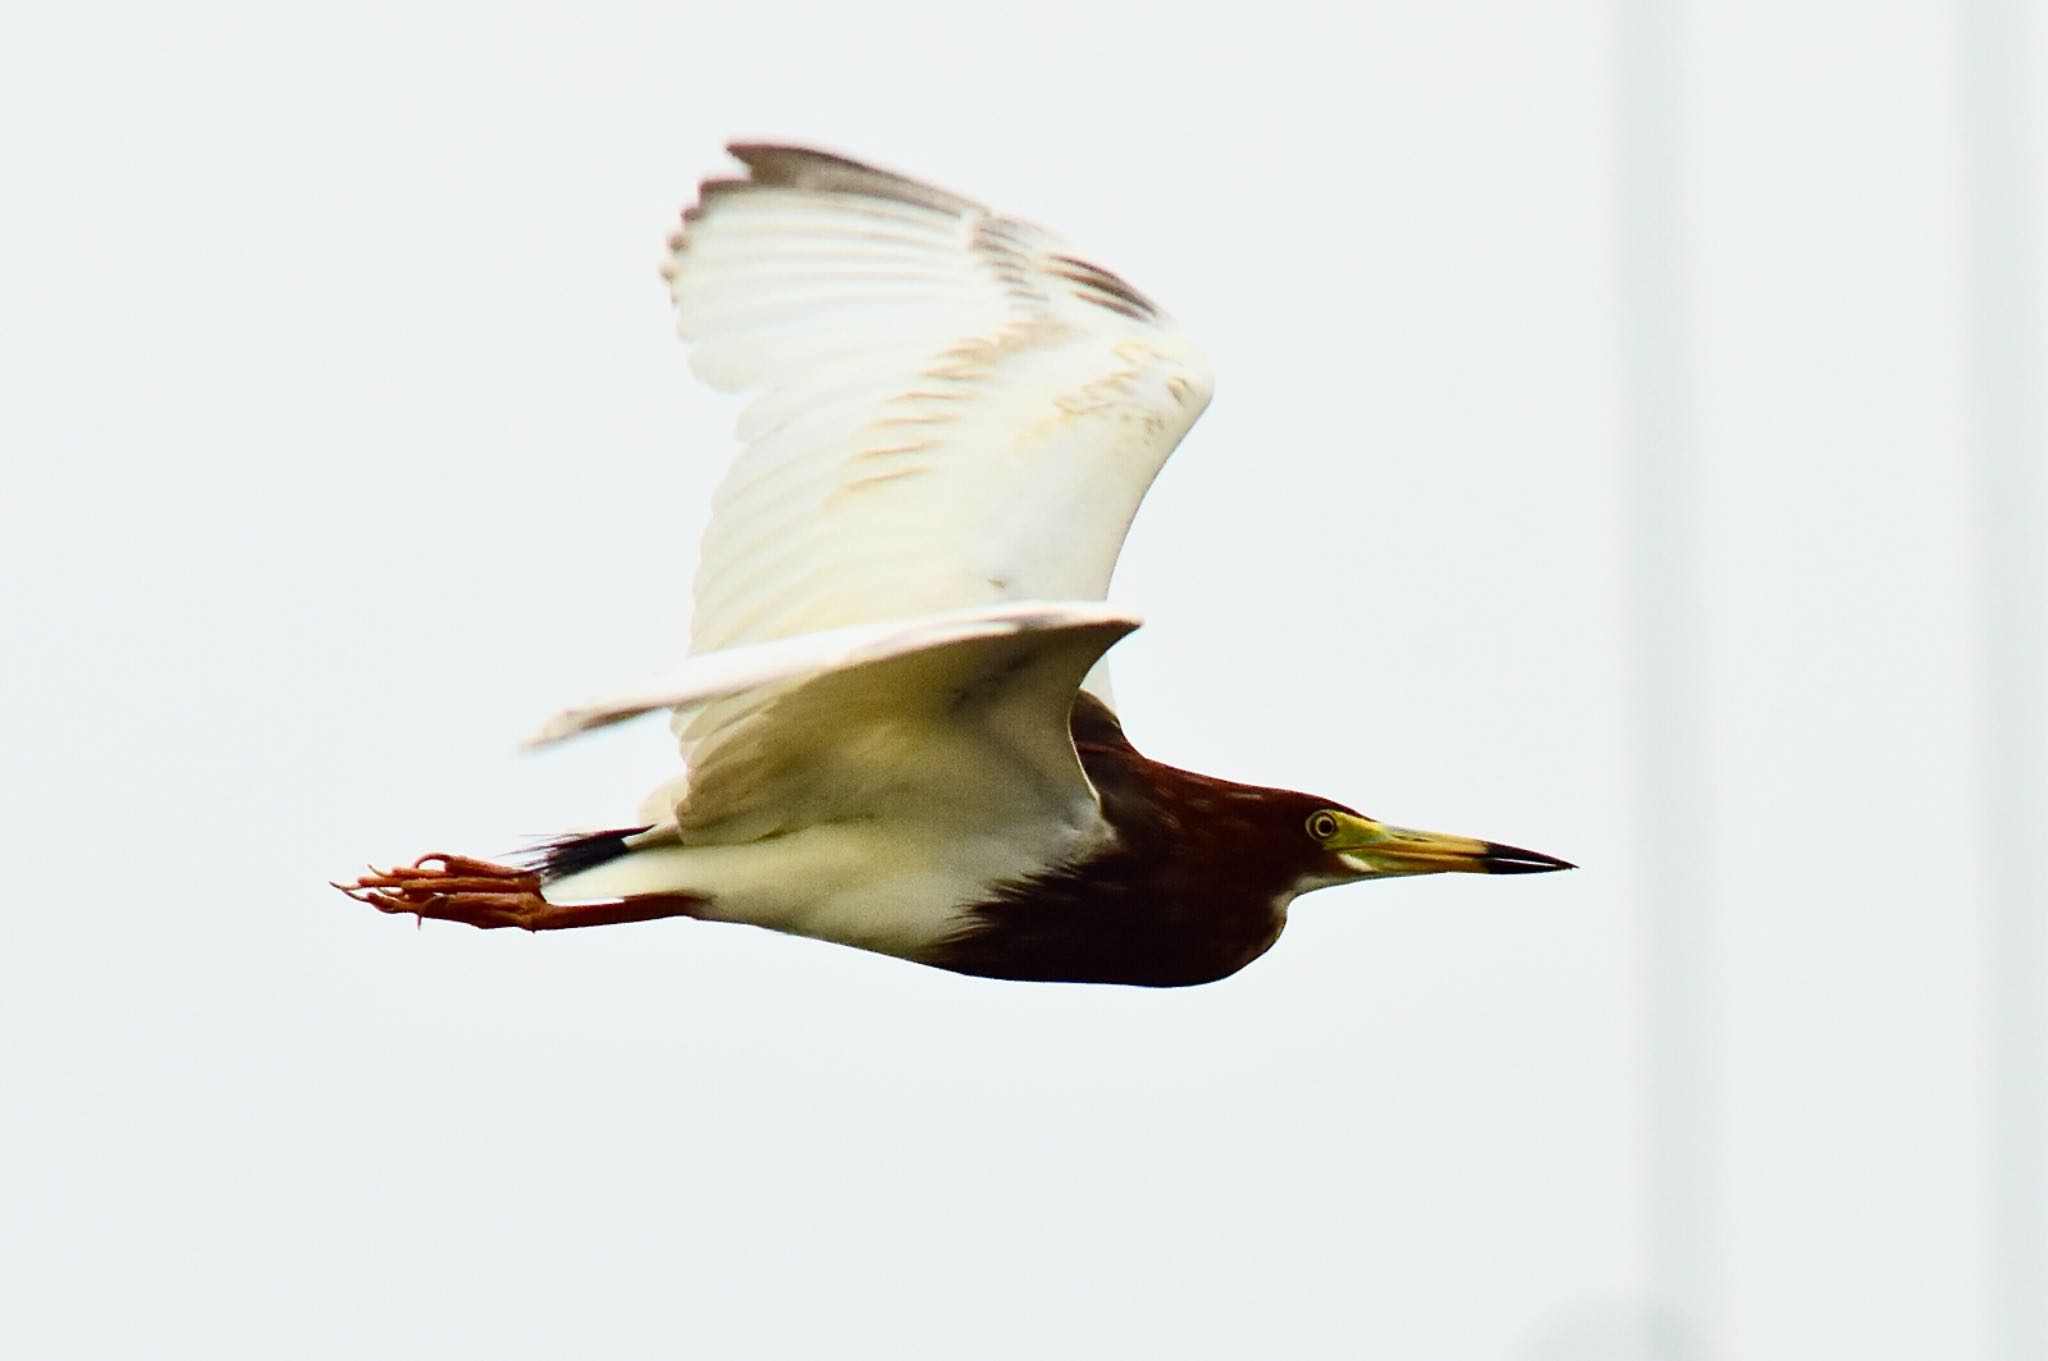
1284;799;1573;893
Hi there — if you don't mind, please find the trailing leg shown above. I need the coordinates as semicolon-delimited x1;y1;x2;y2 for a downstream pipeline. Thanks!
335;852;702;931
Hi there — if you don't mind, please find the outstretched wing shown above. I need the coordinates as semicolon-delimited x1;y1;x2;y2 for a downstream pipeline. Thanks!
669;144;1213;654
628;146;1208;836
540;146;1205;843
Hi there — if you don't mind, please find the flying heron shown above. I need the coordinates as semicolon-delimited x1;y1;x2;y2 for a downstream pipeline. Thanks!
339;144;1572;987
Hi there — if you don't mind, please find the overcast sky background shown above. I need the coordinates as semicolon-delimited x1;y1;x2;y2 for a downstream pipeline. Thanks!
3;2;2043;1358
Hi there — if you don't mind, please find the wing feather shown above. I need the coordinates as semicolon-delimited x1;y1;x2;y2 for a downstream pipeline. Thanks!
665;144;1213;657
541;146;1207;843
655;609;1140;842
526;601;1135;749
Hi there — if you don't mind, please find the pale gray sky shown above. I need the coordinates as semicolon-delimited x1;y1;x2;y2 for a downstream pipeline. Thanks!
2;2;2042;1358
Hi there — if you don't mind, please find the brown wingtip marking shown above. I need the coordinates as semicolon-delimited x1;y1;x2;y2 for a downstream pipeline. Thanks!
720;143;981;216
1045;254;1157;320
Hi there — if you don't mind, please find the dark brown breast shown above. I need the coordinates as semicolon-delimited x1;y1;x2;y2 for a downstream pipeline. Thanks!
926;696;1307;987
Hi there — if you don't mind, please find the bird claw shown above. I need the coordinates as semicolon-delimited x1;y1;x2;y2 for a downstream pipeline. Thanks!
333;852;550;930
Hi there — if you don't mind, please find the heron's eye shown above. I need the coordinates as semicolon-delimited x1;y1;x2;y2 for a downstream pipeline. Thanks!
1306;811;1341;842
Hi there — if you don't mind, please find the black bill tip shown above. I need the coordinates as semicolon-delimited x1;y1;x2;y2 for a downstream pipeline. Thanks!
1481;841;1576;875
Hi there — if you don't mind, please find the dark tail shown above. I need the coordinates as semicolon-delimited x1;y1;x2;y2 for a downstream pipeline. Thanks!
520;826;652;882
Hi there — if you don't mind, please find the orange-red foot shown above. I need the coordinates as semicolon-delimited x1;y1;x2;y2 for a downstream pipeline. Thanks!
336;852;704;932
337;853;553;930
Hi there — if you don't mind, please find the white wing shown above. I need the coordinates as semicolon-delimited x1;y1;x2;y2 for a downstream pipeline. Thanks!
526;600;1136;748
653;606;1138;842
669;144;1213;653
550;146;1210;843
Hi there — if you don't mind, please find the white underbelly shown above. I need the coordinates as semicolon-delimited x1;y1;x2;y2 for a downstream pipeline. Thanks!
541;815;1103;959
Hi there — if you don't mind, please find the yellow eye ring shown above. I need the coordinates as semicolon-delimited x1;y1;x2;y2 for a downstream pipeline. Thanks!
1306;811;1340;842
